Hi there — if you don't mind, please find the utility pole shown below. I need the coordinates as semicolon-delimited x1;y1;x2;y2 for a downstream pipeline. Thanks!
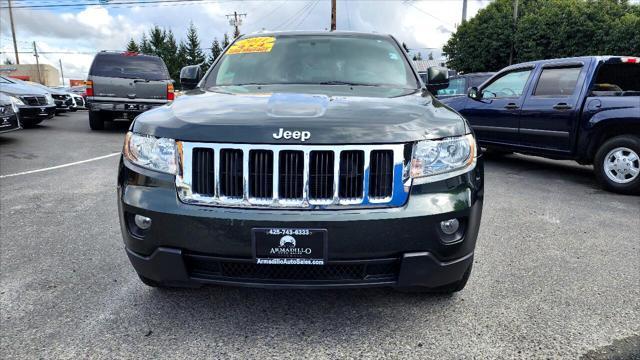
8;0;20;64
33;41;42;84
331;0;337;31
59;59;65;87
226;11;246;39
508;0;519;65
461;0;468;24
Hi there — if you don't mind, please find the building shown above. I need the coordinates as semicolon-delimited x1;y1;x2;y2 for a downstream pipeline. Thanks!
0;64;60;86
413;59;447;73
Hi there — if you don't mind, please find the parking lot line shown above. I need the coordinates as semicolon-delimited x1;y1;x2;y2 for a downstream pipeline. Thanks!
0;152;121;179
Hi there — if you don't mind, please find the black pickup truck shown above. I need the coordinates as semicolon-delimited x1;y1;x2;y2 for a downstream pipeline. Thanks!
441;56;640;194
118;31;483;292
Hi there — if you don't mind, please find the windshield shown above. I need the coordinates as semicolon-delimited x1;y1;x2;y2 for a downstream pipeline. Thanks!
205;35;418;89
89;54;170;81
436;77;467;96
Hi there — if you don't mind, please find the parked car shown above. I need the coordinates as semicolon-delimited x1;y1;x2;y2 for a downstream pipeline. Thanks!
25;82;73;113
0;92;21;134
86;51;174;130
0;75;56;127
118;31;483;292
435;72;494;99
53;87;86;111
441;56;640;194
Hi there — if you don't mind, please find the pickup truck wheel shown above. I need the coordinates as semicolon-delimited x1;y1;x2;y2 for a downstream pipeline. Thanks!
594;135;640;195
88;111;105;130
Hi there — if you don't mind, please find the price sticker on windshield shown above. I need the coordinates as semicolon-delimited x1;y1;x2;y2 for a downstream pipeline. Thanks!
227;37;276;55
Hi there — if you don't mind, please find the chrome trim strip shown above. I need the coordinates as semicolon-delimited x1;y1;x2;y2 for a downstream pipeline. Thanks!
519;128;569;137
176;142;408;209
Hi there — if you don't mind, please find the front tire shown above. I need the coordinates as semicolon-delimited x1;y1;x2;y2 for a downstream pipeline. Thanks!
594;135;640;195
89;111;105;130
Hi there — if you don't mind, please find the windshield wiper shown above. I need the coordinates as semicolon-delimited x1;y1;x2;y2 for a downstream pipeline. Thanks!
317;81;380;86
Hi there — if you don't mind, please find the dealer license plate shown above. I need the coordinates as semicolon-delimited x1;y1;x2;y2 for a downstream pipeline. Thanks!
252;228;327;266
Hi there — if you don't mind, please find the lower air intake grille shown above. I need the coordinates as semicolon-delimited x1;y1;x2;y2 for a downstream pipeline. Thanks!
184;255;399;282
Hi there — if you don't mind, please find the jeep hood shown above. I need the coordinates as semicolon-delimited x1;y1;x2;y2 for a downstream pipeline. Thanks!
133;88;469;144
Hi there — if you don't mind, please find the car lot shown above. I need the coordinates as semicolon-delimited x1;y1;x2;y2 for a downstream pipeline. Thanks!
1;112;638;359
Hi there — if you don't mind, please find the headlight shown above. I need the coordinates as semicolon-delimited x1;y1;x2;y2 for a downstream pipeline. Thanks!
123;132;177;174
8;95;24;112
45;93;54;105
408;134;477;183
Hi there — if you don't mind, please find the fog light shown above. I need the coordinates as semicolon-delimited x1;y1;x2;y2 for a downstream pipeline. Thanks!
134;215;152;230
440;218;459;235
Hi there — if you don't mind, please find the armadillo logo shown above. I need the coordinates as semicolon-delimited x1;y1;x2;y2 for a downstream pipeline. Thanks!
279;235;296;248
270;235;311;255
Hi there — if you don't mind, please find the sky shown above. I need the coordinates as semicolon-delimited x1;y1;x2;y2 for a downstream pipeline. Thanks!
0;0;492;83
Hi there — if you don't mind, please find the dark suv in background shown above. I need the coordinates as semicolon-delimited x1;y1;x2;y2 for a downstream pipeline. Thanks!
86;51;174;130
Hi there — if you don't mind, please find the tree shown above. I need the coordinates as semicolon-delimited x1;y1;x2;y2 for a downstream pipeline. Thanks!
222;33;230;48
402;42;410;53
208;38;223;66
163;30;181;82
428;52;434;60
412;52;423;61
139;34;153;55
126;38;140;53
443;0;640;73
184;22;206;65
3;58;14;65
148;25;166;57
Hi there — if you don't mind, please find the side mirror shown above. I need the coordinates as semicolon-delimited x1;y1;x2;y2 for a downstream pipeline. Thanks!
425;66;449;93
467;86;482;100
180;65;203;90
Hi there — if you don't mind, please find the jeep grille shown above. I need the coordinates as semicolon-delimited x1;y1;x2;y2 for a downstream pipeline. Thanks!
177;143;408;209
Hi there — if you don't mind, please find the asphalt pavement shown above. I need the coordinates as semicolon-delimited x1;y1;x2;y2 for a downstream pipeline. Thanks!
1;112;639;359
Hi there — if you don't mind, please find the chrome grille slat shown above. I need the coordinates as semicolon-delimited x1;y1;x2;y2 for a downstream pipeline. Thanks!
177;143;408;209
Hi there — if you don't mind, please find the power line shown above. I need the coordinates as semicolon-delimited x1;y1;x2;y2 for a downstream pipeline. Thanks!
291;0;319;29
273;1;312;30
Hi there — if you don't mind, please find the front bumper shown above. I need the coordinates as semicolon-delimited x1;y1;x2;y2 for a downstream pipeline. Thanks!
17;105;56;119
87;99;166;114
118;157;484;289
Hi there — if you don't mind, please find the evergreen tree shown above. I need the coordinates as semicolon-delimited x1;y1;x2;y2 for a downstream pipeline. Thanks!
3;58;14;65
139;34;153;55
185;22;206;65
208;38;223;65
163;30;181;82
126;38;140;53
428;52;434;60
222;33;230;48
402;42;410;53
148;25;166;57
